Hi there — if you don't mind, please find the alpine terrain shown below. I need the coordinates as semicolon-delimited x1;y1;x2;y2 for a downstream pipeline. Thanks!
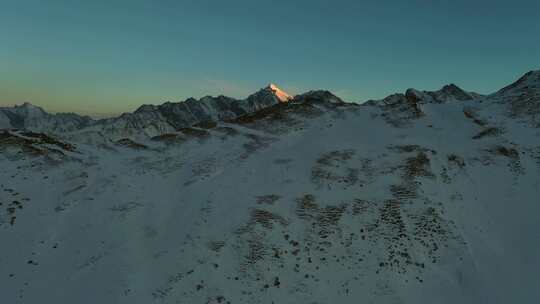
1;71;540;304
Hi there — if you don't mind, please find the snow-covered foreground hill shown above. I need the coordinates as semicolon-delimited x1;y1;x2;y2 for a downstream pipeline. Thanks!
1;72;540;303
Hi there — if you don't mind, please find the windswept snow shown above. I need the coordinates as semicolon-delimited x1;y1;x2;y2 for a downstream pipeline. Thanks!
1;71;540;304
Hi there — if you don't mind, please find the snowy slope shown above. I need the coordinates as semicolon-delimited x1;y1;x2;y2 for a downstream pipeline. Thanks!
1;72;540;304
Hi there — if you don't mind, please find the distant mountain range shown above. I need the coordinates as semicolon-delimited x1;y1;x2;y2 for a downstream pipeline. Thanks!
1;71;538;140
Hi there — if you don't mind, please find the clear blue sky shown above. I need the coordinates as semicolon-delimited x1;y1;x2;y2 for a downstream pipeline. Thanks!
1;0;539;116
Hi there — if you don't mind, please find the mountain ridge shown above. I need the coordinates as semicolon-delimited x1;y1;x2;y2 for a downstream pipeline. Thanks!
1;70;539;137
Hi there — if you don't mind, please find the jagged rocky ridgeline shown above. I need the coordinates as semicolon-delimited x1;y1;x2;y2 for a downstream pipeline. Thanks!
1;70;539;139
0;84;348;139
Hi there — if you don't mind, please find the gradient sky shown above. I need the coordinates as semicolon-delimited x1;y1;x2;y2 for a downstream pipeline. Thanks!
1;0;539;116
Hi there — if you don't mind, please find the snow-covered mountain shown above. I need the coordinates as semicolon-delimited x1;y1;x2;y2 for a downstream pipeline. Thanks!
0;84;296;139
490;70;540;126
0;82;487;140
0;102;94;132
1;71;540;304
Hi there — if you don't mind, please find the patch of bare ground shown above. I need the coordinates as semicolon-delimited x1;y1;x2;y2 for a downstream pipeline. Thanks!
234;208;289;268
506;90;540;126
0;187;30;227
150;133;185;144
527;146;540;168
20;131;77;151
463;108;487;126
0;130;76;158
440;154;466;184
108;202;144;218
371;199;415;274
295;194;348;240
225;192;464;289
447;154;466;168
390;184;418;200
227;102;324;134
192;120;217;129
115;138;148;149
240;133;275;159
178;127;211;140
351;198;377;215
401;151;435;180
229;102;321;125
486;145;524;175
256;194;280;205
185;157;221;185
207;241;226;253
410;206;452;264
239;209;289;232
374;94;424;128
472;127;504;139
292;195;432;278
387;150;435;202
387;145;436;155
311;150;360;189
